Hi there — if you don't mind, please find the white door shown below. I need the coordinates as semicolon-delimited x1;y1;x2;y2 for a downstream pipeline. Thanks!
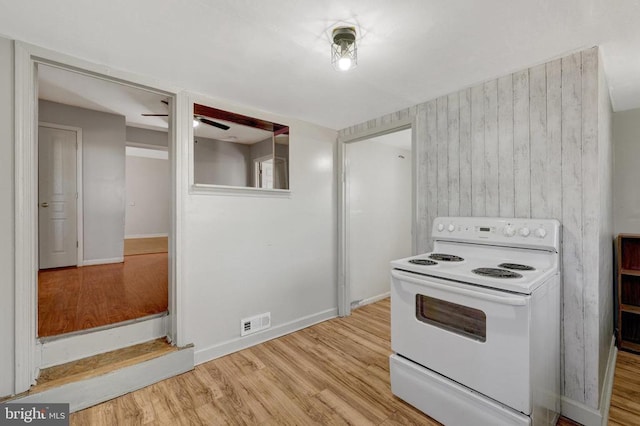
39;125;78;269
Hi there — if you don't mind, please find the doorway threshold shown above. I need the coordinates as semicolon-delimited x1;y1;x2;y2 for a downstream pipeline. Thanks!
35;338;176;392
9;338;194;413
38;312;170;369
39;311;168;343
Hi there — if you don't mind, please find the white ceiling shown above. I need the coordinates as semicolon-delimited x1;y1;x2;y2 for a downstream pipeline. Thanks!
3;0;640;130
38;64;276;143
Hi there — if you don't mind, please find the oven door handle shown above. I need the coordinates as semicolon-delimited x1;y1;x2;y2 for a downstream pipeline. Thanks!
391;270;528;306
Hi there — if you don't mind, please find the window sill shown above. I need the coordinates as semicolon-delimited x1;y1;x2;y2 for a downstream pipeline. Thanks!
189;184;291;198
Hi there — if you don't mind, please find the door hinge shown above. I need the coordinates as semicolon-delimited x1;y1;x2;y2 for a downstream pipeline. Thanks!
76;241;79;248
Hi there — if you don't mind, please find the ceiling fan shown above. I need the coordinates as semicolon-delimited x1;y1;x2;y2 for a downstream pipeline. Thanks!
142;100;231;130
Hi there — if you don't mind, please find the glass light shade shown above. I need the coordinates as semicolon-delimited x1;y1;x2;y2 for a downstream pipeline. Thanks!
331;27;357;72
338;57;352;71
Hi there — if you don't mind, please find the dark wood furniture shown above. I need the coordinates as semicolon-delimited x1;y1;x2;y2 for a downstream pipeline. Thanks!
617;234;640;353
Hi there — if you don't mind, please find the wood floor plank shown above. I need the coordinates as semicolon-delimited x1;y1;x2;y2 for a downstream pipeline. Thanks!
38;253;168;337
71;299;640;425
124;237;169;256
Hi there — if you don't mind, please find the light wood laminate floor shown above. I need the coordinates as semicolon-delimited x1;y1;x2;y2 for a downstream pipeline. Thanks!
38;253;168;337
71;299;640;425
124;237;169;256
607;350;640;425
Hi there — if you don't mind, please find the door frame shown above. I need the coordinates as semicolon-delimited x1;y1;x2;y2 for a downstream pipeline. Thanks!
38;122;84;267
14;41;189;393
337;119;416;317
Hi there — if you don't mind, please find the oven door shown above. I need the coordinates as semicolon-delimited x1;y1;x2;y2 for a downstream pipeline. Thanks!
391;269;532;414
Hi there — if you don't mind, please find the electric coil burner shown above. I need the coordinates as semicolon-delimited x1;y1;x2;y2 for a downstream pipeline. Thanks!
498;262;535;271
428;253;464;262
390;217;561;426
409;259;438;266
472;267;523;279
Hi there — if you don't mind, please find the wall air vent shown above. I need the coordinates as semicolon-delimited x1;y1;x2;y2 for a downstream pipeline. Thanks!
240;312;271;336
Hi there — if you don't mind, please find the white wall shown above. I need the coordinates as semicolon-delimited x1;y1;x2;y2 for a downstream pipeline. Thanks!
39;100;126;263
125;153;170;238
194;136;251;187
0;36;15;398
339;47;614;414
347;130;412;304
1;35;339;397
185;123;338;363
126;126;168;148
613;108;640;235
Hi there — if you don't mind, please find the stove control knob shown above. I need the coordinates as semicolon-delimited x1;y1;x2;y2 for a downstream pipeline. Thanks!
437;223;445;232
534;227;547;238
503;225;516;237
519;227;531;237
447;224;455;232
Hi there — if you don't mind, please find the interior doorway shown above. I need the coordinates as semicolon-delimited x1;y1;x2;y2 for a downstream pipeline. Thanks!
344;128;413;310
36;64;171;338
14;42;187;395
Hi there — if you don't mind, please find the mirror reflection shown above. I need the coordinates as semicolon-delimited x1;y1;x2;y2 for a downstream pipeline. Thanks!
193;103;289;190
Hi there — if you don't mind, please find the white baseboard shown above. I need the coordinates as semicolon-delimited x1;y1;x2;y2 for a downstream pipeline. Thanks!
39;314;169;368
351;292;390;309
561;336;617;426
599;337;617;425
14;346;194;412
125;233;169;239
194;308;337;365
82;256;123;266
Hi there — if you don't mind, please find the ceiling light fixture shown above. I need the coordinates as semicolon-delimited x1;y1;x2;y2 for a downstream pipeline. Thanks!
331;26;357;71
193;118;200;127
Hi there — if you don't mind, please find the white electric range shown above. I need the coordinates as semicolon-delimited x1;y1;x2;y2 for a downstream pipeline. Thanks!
390;217;561;426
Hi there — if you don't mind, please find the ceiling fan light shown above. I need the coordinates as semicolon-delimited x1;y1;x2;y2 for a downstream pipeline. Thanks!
193;118;199;127
331;26;357;72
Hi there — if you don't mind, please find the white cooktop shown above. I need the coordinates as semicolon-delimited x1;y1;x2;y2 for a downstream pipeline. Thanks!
392;217;561;294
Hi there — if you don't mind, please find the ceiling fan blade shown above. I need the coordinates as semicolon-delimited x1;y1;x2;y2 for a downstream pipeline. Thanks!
197;117;230;130
141;113;169;116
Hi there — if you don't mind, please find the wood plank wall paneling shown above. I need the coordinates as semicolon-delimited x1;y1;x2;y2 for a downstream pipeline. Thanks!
338;47;612;410
581;47;601;406
546;59;563;222
597;53;615;402
471;85;486;216
561;51;585;403
513;69;531;218
338;107;416;142
447;93;460;217
530;63;548;219
415;103;430;253
497;75;515;218
484;80;499;217
459;89;472;216
437;97;449;216
425;100;438;247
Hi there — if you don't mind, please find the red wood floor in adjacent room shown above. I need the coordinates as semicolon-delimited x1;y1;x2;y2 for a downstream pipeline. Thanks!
38;253;168;337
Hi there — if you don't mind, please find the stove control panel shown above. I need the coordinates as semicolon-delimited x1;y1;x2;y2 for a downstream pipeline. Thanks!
432;217;561;251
